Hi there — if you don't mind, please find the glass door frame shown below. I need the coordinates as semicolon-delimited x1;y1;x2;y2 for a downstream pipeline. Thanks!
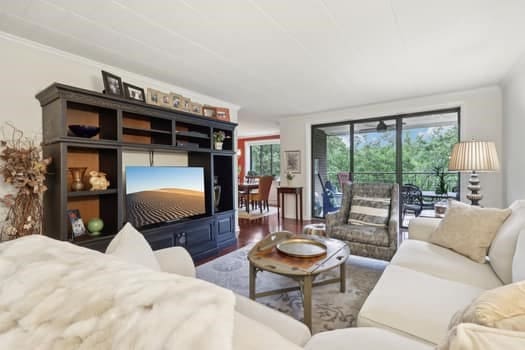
310;107;461;219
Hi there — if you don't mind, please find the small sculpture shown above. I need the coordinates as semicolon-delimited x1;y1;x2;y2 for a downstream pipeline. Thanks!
88;170;110;191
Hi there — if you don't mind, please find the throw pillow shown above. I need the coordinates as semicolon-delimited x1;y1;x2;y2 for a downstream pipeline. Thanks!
438;323;525;350
429;200;511;263
489;200;525;284
448;280;525;331
348;195;390;227
512;228;525;282
105;222;161;271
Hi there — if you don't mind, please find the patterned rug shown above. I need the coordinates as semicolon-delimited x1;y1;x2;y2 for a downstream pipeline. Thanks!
237;205;278;220
197;245;387;334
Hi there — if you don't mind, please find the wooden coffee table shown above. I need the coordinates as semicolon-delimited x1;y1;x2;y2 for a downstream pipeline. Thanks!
248;231;350;330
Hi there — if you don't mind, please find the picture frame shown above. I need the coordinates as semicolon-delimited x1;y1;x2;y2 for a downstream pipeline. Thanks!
285;150;301;174
67;209;86;238
169;93;185;111
215;107;230;121
146;88;161;105
190;102;203;115
101;70;124;97
159;91;171;108
182;97;192;112
202;105;217;118
123;82;146;102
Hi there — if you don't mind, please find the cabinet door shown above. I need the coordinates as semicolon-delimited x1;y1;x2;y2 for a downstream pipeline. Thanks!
179;219;217;260
216;212;236;249
146;232;175;251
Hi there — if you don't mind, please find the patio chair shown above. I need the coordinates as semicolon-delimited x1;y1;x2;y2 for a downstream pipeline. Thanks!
401;184;423;222
326;182;399;261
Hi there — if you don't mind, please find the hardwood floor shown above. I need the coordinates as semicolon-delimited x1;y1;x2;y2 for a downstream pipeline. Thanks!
196;208;322;266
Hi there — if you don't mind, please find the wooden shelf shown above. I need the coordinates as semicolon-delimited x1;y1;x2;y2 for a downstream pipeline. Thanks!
176;131;210;139
67;189;118;198
123;126;173;136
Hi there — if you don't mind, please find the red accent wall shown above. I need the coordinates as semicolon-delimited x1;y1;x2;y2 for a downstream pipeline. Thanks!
237;135;280;182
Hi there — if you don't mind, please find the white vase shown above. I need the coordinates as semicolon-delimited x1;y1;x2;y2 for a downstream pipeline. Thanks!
215;142;223;150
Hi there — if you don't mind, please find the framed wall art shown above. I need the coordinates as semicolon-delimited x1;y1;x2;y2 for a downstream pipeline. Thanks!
285;150;301;174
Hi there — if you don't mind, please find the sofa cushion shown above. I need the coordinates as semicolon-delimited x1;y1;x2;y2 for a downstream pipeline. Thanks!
106;222;160;271
430;200;511;263
489;200;525;284
235;294;311;346
392;240;503;289
330;223;390;246
305;328;433;350
358;264;484;345
513;229;525;282
449;280;525;331
348;195;390;227
233;312;302;350
438;323;525;350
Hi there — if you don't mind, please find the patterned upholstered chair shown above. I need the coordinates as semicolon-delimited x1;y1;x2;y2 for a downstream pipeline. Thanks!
326;182;399;261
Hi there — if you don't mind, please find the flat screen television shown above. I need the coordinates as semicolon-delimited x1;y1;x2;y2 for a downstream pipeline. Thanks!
125;166;206;229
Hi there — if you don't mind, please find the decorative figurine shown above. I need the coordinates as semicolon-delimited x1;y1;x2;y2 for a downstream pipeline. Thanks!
88;170;110;191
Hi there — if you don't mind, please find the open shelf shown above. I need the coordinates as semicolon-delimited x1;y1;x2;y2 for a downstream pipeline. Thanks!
66;101;118;141
122;111;173;145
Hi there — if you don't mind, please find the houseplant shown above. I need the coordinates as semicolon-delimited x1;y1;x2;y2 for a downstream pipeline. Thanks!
0;124;52;240
213;131;225;150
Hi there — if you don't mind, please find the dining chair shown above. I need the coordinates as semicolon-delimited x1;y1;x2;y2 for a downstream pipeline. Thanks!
249;175;273;213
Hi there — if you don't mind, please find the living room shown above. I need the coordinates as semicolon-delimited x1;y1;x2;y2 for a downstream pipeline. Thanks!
0;1;525;349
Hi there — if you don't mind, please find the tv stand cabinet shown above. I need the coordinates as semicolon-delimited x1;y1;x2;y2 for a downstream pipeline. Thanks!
36;83;237;261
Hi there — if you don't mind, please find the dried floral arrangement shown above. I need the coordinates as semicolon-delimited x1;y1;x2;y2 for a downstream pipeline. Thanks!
0;124;51;239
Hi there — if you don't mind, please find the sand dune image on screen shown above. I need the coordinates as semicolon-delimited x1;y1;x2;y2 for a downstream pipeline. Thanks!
127;187;205;228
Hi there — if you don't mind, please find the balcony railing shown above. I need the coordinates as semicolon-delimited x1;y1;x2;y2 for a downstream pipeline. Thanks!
325;171;459;193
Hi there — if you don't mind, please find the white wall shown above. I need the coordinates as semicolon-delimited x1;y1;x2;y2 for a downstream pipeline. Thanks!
502;55;525;205
280;86;504;219
0;32;239;221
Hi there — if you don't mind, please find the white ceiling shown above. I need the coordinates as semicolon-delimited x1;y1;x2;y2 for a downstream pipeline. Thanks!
1;0;525;136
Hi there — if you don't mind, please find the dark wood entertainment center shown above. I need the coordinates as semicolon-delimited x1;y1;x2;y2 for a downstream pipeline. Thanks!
36;83;237;261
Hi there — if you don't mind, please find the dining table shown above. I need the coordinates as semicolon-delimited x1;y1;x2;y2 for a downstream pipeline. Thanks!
238;182;259;213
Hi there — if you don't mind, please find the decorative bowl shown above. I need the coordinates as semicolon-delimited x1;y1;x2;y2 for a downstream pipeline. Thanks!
68;125;100;138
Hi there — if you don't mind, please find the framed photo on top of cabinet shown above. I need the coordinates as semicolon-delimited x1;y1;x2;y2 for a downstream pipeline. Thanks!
159;91;171;108
146;88;161;106
285;150;301;174
123;82;145;102
170;93;185;111
190;102;203;115
182;97;192;112
203;105;217;118
101;70;123;97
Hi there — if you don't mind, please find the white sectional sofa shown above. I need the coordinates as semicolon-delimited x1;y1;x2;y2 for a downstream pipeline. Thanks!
357;200;525;348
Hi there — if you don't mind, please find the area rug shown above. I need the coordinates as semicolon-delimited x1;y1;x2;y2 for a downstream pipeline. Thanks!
197;245;387;334
238;205;278;220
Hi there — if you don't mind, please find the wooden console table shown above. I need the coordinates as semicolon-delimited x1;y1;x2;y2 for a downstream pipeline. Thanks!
277;186;303;222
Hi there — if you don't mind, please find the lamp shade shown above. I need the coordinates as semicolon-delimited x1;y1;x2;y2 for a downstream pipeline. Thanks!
448;141;500;172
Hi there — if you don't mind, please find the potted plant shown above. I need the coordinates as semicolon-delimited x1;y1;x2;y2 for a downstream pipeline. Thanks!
213;131;225;150
285;171;294;185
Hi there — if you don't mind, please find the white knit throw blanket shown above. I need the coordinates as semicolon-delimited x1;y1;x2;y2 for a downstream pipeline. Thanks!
0;235;235;350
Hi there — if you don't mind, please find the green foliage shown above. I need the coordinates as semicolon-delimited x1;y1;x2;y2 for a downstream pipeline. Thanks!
249;143;280;176
323;125;459;191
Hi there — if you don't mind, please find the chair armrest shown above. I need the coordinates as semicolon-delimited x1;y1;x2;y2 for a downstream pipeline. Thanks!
326;210;344;236
408;217;441;242
154;246;196;278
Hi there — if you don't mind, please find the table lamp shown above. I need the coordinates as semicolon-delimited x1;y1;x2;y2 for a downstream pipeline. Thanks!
448;140;499;206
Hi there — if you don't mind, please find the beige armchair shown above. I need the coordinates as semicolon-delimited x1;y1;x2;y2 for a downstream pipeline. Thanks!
326;182;399;261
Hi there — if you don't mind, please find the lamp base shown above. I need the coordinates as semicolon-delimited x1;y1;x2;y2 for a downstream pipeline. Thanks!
466;171;482;206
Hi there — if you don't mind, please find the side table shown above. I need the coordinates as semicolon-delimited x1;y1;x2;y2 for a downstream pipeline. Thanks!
277;186;303;222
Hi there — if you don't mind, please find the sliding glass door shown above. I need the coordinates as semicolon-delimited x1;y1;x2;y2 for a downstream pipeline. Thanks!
311;108;460;219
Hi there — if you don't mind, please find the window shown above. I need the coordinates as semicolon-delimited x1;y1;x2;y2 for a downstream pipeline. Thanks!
249;143;280;176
